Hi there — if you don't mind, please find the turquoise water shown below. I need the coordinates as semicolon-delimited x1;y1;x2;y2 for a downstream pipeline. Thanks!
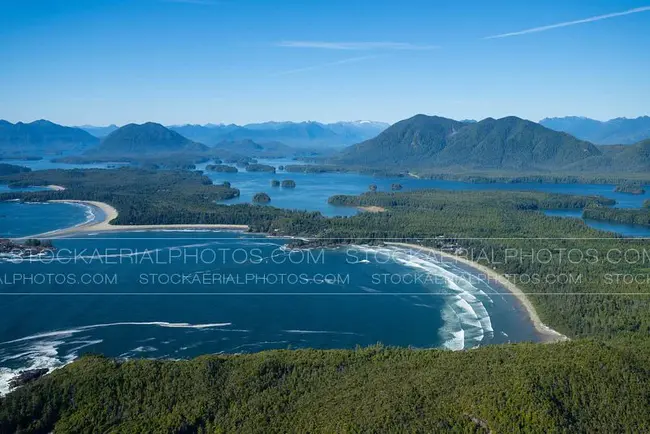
0;231;538;393
0;201;93;238
544;210;650;238
199;159;650;217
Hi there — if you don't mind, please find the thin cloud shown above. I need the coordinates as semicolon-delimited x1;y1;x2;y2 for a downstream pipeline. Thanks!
277;41;438;50
484;6;650;39
272;55;380;76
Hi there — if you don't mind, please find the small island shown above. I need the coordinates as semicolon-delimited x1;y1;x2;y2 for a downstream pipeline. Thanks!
205;164;238;173
224;156;257;165
614;184;646;195
246;164;276;173
369;184;378;192
271;180;280;187
252;192;271;204
284;164;349;174
391;183;403;191
281;180;296;188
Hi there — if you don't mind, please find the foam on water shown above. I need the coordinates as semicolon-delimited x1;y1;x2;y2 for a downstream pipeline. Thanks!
352;245;494;351
0;321;234;395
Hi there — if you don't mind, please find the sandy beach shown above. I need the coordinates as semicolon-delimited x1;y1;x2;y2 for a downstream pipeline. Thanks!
388;242;569;344
357;206;386;213
46;185;66;191
19;200;249;239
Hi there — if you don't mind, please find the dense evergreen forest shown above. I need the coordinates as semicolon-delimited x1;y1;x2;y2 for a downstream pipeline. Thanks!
1;340;649;433
0;168;317;231
2;168;650;431
583;207;650;226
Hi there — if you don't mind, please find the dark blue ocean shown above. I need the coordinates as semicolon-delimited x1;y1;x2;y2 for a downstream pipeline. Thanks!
0;231;539;394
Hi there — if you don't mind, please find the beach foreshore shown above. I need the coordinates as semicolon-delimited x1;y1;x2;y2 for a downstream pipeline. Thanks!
357;206;386;213
17;200;249;239
387;242;569;344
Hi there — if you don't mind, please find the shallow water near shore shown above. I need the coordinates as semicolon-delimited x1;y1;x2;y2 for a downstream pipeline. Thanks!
0;231;540;394
0;201;94;238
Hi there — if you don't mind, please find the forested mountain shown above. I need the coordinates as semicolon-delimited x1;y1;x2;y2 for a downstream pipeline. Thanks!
87;122;208;157
566;138;650;172
540;116;650;145
170;120;389;148
335;115;601;170
0;120;99;156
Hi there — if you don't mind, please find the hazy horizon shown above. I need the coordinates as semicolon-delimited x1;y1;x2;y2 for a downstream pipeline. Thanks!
3;114;650;129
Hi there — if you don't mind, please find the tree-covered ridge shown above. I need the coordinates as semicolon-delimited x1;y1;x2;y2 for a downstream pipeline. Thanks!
334;115;601;170
87;122;208;157
614;183;646;195
328;189;616;210
1;339;649;433
583;208;650;226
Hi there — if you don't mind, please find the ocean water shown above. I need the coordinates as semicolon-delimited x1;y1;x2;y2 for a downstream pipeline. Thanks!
0;231;539;394
544;210;650;238
0;201;94;238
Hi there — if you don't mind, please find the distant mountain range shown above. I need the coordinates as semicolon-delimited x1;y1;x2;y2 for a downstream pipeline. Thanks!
334;115;602;171
0;120;98;156
80;121;389;149
212;139;295;158
77;124;119;138
540;116;650;145
6;116;650;175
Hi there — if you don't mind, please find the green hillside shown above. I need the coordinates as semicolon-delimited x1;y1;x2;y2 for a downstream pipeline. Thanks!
88;122;208;157
1;340;649;433
335;115;601;171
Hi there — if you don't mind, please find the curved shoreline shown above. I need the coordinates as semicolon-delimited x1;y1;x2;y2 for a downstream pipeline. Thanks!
387;242;568;344
17;200;249;239
14;200;563;344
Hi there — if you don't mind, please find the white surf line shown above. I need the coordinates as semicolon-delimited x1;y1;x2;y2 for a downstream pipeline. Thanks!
387;242;569;343
0;321;234;346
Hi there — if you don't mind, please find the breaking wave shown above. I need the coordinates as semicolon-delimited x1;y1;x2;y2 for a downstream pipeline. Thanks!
350;245;494;351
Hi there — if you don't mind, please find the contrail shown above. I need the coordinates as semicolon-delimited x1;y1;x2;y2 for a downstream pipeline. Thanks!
277;41;438;50
484;6;650;39
272;55;380;76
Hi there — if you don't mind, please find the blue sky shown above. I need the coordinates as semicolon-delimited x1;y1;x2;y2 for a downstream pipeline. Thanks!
1;0;649;125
